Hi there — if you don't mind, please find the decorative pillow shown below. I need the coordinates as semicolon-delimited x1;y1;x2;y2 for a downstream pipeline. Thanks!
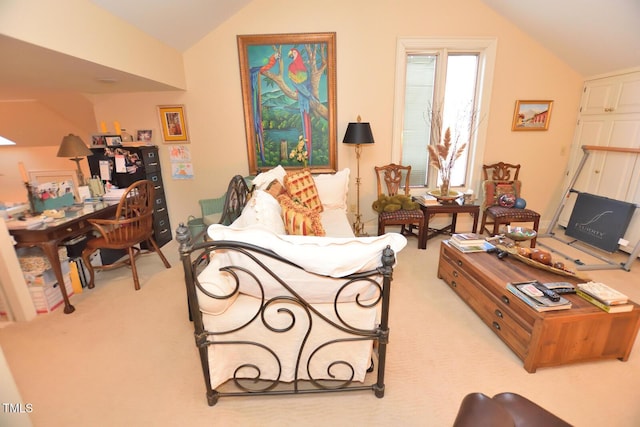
252;165;287;191
283;169;324;213
277;194;325;236
265;179;286;198
232;189;286;234
482;180;522;209
313;168;350;211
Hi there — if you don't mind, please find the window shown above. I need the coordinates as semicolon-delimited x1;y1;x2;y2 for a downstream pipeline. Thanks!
392;38;497;192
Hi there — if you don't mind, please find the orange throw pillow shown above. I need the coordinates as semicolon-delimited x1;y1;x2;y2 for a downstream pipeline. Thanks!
283;169;324;213
277;194;325;236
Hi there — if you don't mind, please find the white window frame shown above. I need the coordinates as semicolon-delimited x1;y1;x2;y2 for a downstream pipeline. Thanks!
391;37;497;194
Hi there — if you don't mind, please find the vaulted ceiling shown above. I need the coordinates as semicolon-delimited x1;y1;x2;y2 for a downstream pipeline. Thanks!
1;0;638;99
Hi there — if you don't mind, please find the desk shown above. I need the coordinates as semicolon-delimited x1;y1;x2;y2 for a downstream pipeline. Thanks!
414;198;480;248
8;202;117;314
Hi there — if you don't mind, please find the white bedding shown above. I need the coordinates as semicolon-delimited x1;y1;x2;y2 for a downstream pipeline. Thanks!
196;168;406;390
203;294;377;389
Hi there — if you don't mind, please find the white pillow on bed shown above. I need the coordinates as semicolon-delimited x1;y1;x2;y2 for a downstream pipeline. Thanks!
252;165;287;191
313;168;350;211
231;190;286;234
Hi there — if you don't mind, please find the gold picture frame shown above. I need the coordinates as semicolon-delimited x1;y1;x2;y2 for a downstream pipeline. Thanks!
237;32;337;174
512;100;553;131
158;105;189;143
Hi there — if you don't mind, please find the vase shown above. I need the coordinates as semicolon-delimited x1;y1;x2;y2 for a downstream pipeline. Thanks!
440;179;450;198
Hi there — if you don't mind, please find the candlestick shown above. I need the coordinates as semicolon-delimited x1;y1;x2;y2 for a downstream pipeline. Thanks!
100;121;107;133
114;121;121;135
18;162;28;183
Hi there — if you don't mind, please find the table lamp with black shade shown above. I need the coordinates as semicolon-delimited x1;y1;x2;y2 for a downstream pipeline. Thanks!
342;116;375;236
56;134;92;186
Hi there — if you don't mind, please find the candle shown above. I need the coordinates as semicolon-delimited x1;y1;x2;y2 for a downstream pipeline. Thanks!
114;121;121;135
100;121;107;133
18;162;28;183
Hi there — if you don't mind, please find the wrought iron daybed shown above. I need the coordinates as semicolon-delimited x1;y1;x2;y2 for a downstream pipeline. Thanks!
176;175;400;406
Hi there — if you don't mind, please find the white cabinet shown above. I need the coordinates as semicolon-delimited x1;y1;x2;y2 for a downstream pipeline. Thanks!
580;72;640;115
559;71;640;254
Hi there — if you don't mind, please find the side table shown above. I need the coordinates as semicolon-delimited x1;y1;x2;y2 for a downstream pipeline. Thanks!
413;198;480;248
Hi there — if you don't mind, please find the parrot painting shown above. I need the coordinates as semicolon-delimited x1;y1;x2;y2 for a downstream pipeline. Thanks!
288;48;315;163
249;52;279;163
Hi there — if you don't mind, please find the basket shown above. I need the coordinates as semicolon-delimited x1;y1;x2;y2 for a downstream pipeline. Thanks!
187;215;206;242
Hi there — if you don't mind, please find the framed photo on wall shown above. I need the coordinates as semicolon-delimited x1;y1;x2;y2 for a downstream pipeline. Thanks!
158;105;189;143
512;100;553;131
237;32;337;174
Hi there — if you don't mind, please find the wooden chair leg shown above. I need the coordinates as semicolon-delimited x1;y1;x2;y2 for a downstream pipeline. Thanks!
480;213;489;235
147;238;171;268
81;247;97;289
128;246;140;290
530;217;540;248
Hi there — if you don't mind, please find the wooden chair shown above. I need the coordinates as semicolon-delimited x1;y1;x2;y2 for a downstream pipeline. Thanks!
374;164;425;249
81;180;171;290
479;162;540;247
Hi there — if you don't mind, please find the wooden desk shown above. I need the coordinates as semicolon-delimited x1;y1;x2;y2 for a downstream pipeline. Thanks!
438;241;640;372
414;198;480;248
8;202;117;314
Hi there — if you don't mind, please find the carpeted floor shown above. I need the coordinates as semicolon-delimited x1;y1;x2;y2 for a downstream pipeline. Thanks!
1;230;640;426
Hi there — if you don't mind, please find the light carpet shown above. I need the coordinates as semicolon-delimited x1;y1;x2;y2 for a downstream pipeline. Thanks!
1;232;639;426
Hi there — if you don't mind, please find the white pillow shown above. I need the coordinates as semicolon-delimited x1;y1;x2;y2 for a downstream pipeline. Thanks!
196;257;239;315
232;190;285;234
313;168;350;211
252;165;287;191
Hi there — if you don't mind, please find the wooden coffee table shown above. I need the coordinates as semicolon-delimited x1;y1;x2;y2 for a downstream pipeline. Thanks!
413;198;479;248
437;241;640;372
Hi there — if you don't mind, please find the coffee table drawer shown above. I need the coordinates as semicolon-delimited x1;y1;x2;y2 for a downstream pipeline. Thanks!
439;255;532;357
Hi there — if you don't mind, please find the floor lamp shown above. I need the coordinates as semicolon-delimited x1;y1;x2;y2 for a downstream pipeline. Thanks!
343;117;375;236
56;134;92;186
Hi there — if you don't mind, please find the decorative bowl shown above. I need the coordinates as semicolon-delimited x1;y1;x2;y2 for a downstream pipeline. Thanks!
503;226;537;242
427;189;462;203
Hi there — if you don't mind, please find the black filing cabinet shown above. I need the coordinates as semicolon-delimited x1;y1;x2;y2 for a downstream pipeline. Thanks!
87;145;172;247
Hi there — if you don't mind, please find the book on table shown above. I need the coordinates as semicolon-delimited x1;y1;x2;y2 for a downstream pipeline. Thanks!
416;194;439;205
451;232;486;246
577;281;628;305
448;239;496;253
576;290;633;313
506;281;572;312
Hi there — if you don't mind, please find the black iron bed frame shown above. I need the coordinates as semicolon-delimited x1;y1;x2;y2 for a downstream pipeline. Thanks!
176;175;396;406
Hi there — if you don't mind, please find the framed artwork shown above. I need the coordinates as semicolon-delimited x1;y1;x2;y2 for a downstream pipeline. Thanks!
512;100;553;131
158;105;189;143
104;135;123;146
137;129;153;142
238;32;337;174
91;134;106;146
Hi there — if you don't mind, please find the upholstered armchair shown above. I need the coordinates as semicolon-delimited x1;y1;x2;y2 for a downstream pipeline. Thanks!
479;162;540;247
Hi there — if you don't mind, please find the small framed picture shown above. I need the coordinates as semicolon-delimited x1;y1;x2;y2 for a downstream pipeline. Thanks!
91;134;106;147
158;105;189;143
104;135;123;146
512;100;553;131
137;129;153;142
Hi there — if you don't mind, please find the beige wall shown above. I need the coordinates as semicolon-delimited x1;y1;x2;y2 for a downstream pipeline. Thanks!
3;0;584;234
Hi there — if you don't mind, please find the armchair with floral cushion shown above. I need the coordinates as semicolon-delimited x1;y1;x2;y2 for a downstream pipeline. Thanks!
479;162;540;247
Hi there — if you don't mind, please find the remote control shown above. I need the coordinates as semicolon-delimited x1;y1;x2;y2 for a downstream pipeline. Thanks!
533;282;561;302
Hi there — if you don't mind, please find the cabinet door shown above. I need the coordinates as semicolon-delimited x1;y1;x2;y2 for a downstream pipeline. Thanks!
580;72;640;115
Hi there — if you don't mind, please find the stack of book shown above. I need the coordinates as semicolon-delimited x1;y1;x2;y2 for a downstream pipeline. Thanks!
506;281;572;312
576;281;633;313
449;233;495;253
416;194;439;206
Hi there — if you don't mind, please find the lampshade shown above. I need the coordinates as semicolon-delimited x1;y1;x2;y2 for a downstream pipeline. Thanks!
342;122;375;145
57;134;92;158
